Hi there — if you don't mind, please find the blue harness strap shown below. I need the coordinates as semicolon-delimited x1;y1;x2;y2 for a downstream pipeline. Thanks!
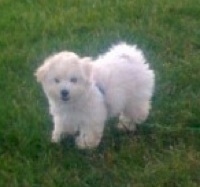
95;83;105;95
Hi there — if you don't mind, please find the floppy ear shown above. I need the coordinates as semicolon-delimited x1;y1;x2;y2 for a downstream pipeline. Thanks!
34;59;52;82
81;57;93;78
35;65;46;82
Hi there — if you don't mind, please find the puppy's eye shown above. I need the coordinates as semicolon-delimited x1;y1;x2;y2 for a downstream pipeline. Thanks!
70;77;78;83
54;78;60;83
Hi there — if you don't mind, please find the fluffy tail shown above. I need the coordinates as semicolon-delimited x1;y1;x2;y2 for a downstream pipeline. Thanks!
107;42;147;65
108;42;155;93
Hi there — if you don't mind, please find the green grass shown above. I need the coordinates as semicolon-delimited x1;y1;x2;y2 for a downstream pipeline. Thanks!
0;0;200;186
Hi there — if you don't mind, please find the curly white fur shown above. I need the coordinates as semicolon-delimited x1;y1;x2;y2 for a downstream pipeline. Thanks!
35;43;155;149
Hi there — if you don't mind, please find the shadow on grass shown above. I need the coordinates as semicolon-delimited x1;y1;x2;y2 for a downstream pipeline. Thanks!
50;117;200;158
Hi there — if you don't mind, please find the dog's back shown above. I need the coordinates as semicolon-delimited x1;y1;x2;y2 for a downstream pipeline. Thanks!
93;43;155;118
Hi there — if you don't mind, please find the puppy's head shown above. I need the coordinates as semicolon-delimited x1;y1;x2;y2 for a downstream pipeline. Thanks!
35;51;93;103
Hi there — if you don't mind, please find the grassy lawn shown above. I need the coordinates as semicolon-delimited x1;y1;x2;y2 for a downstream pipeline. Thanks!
0;0;200;186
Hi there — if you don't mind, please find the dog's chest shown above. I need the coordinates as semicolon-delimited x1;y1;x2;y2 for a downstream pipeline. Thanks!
59;105;89;125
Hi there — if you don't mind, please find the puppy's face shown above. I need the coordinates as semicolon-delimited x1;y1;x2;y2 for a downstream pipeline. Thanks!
35;51;92;103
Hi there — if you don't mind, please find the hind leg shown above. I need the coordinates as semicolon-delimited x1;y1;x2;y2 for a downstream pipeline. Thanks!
127;101;151;124
117;114;137;132
117;101;151;132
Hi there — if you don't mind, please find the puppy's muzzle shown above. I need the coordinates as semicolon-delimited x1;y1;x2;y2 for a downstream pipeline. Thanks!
61;89;70;101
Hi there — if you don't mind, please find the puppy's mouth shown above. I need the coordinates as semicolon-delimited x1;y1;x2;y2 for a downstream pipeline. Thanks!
61;96;70;102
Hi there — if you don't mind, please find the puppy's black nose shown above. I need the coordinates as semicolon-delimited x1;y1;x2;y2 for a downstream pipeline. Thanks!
61;89;69;97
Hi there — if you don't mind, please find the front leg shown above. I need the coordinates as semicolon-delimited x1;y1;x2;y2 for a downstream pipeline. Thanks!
51;129;62;143
75;124;104;149
76;131;103;149
51;116;63;143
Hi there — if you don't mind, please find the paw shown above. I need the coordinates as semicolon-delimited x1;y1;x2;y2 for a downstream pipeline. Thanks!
117;115;136;132
117;122;136;132
51;131;61;143
75;133;101;149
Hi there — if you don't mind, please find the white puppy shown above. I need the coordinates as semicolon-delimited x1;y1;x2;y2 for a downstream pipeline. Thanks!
35;43;155;149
